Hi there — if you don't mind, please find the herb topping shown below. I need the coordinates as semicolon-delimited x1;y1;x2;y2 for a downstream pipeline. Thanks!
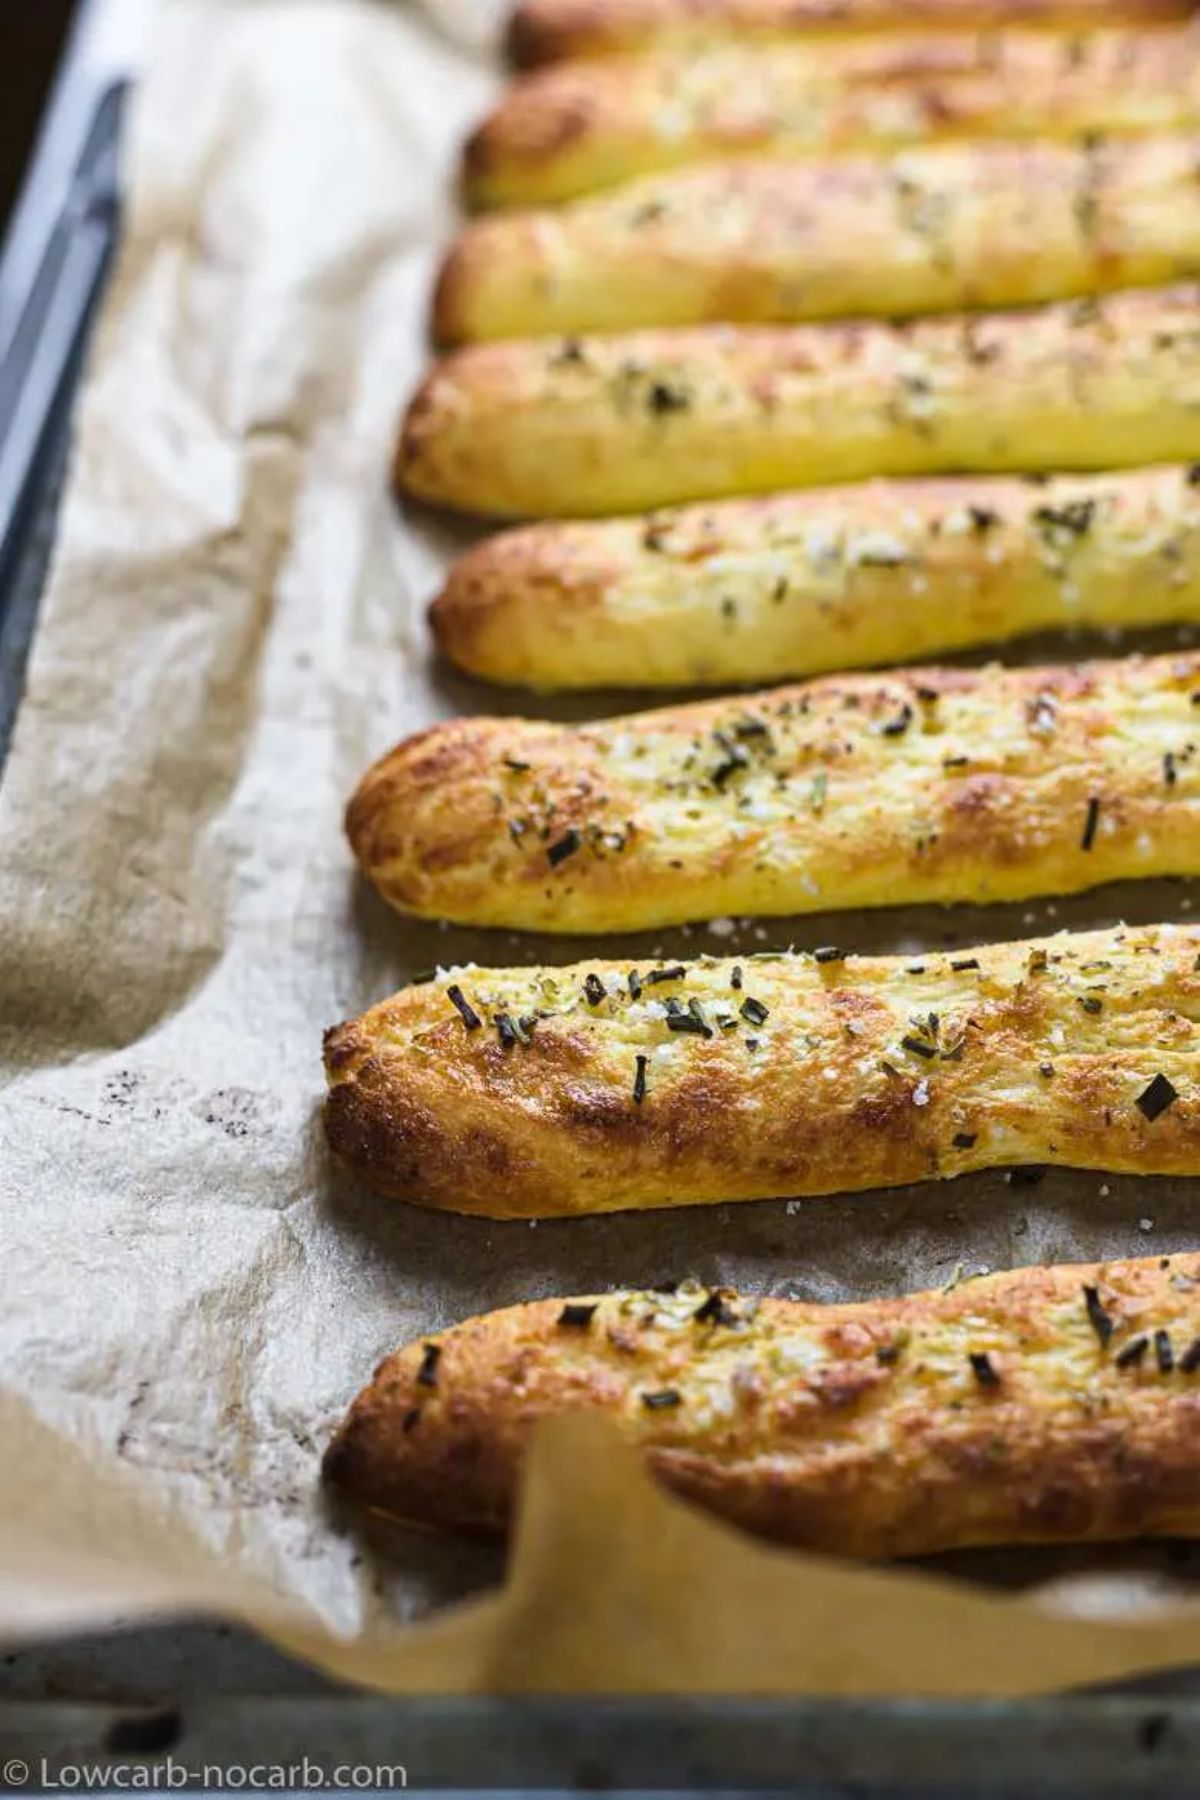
547;829;581;868
1083;1284;1115;1347
447;985;482;1032
1137;1074;1179;1122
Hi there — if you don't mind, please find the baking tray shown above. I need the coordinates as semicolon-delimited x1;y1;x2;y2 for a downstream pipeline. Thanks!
3;3;1200;1791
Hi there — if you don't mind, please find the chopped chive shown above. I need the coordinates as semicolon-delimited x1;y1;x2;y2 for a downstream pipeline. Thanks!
951;958;980;972
633;1054;649;1105
969;1351;1000;1388
646;965;686;985
731;965;744;990
668;1004;713;1037
447;985;482;1031
740;997;770;1027
1165;751;1179;788
584;973;607;1007
1137;1074;1178;1122
1156;1329;1175;1373
1081;796;1101;851
417;1343;441;1388
1083;1284;1115;1347
711;749;750;789
694;1291;737;1327
642;1388;682;1410
558;1303;598;1329
1079;994;1104;1015
881;703;914;738
1115;1334;1149;1370
1180;1338;1200;1373
547;829;581;868
628;971;643;1000
901;1035;937;1060
494;1013;518;1049
814;946;846;965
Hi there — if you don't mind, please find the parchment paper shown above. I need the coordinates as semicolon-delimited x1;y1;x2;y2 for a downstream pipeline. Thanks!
6;0;1200;1693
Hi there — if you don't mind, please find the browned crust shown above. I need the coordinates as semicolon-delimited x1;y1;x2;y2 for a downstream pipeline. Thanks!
323;923;1200;1216
344;651;1200;935
509;1;1197;63
326;1256;1200;1556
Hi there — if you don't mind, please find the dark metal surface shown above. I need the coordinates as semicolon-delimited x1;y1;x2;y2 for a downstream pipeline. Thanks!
0;1683;1199;1794
0;0;124;761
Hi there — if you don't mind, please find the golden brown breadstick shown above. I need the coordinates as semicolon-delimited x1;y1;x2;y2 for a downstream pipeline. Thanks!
397;287;1200;520
348;651;1200;933
509;0;1196;64
326;1255;1200;1555
430;467;1200;691
324;923;1200;1215
441;138;1200;341
473;29;1200;207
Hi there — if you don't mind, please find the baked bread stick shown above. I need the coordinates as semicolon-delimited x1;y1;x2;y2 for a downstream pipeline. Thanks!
430;467;1200;691
348;651;1200;933
474;29;1200;207
441;137;1200;342
326;1257;1200;1555
396;286;1200;520
324;923;1200;1215
509;0;1197;64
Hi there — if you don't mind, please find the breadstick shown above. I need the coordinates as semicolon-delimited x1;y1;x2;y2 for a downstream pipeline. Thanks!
475;29;1200;206
397;287;1200;519
326;1255;1200;1556
324;923;1200;1215
441;138;1200;341
348;652;1200;933
508;0;1195;65
430;467;1200;690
